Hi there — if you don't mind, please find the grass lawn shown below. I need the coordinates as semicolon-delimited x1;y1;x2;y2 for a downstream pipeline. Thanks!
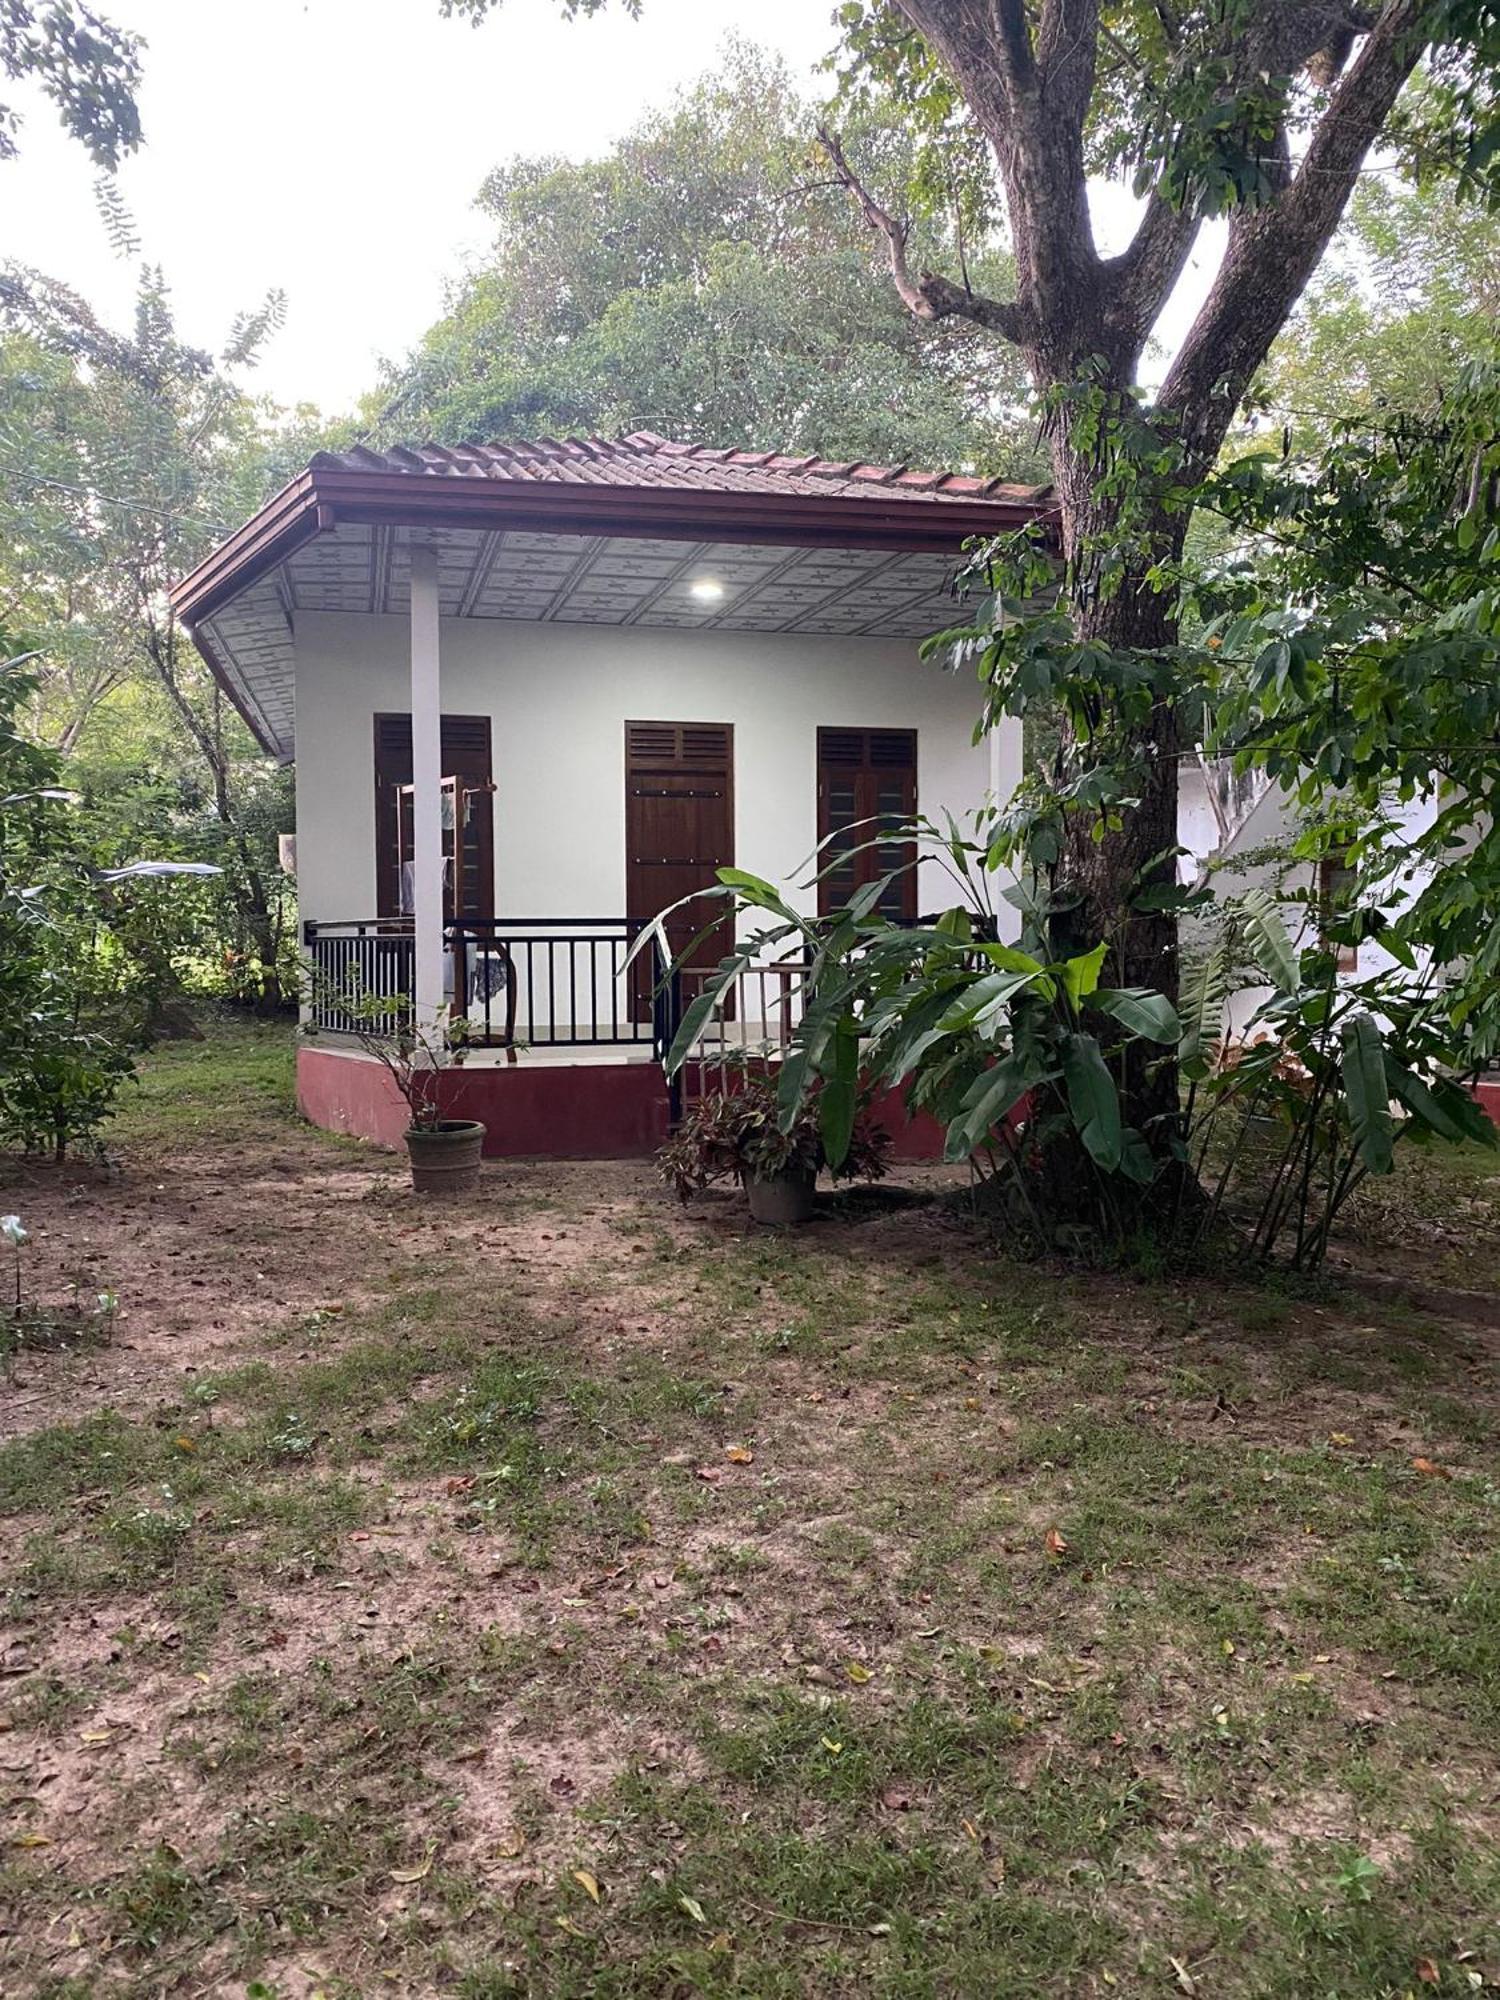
2;1020;1498;1997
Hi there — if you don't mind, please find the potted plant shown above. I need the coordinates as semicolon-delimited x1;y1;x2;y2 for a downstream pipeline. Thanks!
656;1072;891;1224
319;992;486;1195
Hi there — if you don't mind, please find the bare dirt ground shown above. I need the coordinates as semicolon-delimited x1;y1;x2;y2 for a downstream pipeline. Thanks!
2;1023;1498;1999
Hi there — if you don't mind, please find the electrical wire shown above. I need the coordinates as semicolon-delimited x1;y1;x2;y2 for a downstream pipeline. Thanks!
0;464;231;534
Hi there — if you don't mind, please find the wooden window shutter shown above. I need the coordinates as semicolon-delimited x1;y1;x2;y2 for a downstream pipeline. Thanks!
625;721;732;770
816;726;917;920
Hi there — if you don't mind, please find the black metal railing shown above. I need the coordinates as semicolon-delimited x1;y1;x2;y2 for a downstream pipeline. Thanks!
303;917;681;1059
303;918;415;1037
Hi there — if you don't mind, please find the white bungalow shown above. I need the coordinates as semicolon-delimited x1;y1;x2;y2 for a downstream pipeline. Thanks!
169;432;1047;1156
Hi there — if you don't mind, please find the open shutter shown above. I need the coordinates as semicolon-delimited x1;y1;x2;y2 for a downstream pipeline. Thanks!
373;713;494;919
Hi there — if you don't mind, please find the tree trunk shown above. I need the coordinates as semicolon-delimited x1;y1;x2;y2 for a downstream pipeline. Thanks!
1050;442;1190;1190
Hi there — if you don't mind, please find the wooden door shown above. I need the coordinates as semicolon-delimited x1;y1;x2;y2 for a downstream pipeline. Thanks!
626;720;735;1013
816;727;918;919
374;713;493;921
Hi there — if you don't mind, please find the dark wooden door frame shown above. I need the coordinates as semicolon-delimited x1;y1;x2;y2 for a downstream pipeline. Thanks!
816;726;919;920
373;712;494;921
625;719;736;1018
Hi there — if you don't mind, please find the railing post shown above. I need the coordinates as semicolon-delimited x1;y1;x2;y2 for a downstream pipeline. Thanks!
665;964;684;1127
409;544;445;1031
450;923;469;1042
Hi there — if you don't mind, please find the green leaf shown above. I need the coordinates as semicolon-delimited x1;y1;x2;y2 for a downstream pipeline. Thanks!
1178;929;1232;1080
1340;1012;1394;1175
1386;1060;1498;1147
943;1054;1035;1162
869;982;967;1086
1060;941;1108;1009
978;941;1046;976
777;1000;838;1128
663;953;747;1075
1240;888;1300;995
819;1020;860;1169
1117;1127;1158;1185
937;968;1036;1034
714;867;789;915
1092;987;1182;1044
1060;1032;1123;1171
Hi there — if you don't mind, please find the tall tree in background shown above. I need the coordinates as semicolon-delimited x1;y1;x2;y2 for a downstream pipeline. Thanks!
377;41;1041;474
1258;171;1500;437
0;248;304;1005
0;0;140;165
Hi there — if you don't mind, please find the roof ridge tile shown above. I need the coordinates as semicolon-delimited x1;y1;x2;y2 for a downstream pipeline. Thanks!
303;431;1053;514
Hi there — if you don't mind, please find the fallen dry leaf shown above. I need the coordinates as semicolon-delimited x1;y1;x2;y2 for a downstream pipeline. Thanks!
573;1868;603;1904
695;1466;723;1486
880;1786;912;1812
1044;1526;1069;1558
1416;1958;1441;1986
724;1445;754;1465
1412;1457;1453;1479
495;1830;527;1859
844;1661;872;1684
389;1852;434;1884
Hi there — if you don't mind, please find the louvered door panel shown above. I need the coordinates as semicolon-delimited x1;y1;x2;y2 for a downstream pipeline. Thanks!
816;726;917;919
626;720;735;1018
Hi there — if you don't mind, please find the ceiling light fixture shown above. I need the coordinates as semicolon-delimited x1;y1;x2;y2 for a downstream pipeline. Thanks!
689;577;725;602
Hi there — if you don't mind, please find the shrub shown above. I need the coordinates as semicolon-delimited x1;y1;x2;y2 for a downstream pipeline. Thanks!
657;1071;891;1204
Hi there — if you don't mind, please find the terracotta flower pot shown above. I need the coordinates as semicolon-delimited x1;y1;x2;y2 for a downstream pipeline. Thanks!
745;1167;816;1227
404;1119;486;1195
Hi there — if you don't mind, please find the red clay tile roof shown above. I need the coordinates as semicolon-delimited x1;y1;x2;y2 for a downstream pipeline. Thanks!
308;429;1049;509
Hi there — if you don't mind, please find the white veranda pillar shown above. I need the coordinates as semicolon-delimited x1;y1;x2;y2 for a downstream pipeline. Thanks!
409;543;445;1029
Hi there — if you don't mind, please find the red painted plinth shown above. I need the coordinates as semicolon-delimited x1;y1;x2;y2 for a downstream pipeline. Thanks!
866;1084;947;1162
296;1047;952;1163
297;1046;673;1160
1474;1078;1500;1128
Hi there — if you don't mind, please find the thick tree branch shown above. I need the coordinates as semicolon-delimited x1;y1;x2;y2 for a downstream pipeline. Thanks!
1101;193;1204;353
993;0;1037;91
816;125;1034;346
895;0;1105;360
1037;0;1102;133
1158;0;1431;469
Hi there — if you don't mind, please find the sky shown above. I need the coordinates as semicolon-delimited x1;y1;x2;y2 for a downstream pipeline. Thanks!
2;0;837;412
1;0;1224;419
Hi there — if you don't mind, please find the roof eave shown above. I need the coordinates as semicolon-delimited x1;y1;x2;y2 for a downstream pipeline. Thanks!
168;466;1053;631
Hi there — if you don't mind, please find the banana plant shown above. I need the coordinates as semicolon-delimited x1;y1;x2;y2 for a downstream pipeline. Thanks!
629;812;1494;1267
626;816;1186;1250
1185;889;1497;1266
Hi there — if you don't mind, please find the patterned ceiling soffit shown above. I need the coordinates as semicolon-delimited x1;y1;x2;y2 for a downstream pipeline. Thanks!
170;431;1055;760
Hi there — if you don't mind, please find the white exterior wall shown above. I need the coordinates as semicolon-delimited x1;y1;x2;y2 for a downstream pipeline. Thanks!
1195;782;1446;1041
293;610;1017;930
